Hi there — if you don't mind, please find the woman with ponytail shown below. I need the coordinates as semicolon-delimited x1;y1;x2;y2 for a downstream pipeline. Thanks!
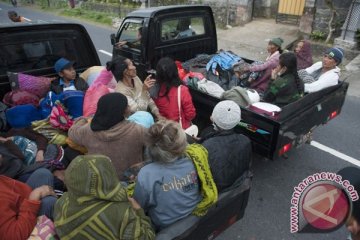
107;57;161;119
263;52;304;107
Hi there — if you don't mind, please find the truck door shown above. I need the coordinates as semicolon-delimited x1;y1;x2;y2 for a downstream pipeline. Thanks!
112;18;146;79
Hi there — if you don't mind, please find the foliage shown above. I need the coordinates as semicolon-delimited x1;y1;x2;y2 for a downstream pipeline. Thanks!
60;8;113;25
310;30;327;41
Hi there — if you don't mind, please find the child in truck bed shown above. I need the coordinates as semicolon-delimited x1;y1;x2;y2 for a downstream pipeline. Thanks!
50;58;88;94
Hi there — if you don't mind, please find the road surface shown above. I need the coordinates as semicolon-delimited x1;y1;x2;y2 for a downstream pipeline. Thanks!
1;3;359;239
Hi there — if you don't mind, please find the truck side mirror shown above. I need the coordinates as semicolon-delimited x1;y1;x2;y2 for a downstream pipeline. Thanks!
110;33;116;45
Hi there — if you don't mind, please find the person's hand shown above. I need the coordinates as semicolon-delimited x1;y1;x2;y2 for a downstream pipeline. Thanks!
243;66;250;72
128;197;142;210
35;150;44;162
143;75;156;91
29;185;56;201
271;65;281;80
115;41;127;49
0;136;13;143
154;114;166;122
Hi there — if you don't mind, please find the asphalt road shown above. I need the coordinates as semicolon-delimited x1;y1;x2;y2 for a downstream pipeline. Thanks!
1;3;359;240
0;2;114;64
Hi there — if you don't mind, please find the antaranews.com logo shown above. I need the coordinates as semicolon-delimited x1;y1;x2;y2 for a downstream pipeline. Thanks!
290;172;359;233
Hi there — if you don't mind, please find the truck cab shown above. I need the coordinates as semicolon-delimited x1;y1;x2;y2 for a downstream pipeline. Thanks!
111;5;217;79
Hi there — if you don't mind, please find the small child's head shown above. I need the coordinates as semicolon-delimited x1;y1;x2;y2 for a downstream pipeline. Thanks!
338;167;360;239
54;58;76;81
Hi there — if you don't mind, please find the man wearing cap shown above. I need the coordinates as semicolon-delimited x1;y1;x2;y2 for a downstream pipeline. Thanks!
50;58;88;94
300;47;344;93
199;100;252;192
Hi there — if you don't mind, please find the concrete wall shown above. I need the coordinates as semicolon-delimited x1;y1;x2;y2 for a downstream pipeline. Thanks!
312;0;353;38
204;0;254;27
81;0;254;27
253;0;278;18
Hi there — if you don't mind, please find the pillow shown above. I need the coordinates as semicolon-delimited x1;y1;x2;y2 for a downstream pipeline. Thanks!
3;89;40;107
8;72;52;98
6;104;42;128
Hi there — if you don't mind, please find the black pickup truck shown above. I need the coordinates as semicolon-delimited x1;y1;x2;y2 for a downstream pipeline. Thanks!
0;20;251;239
111;5;349;160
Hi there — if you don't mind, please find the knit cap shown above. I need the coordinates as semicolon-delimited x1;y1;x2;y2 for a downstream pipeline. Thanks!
211;100;241;130
270;37;284;48
325;47;344;65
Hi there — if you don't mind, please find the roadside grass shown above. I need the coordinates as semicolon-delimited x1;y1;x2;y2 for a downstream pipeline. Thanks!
60;8;114;26
0;0;115;27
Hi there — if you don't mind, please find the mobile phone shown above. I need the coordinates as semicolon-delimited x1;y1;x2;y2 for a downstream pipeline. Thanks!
147;69;157;79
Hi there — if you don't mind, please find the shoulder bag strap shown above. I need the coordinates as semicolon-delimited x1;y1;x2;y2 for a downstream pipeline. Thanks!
177;86;183;128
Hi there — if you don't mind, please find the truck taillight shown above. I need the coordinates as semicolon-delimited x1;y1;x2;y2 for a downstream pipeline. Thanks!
330;110;338;119
279;143;292;156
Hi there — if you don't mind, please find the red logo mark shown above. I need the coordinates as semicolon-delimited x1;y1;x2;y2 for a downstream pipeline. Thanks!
302;183;349;230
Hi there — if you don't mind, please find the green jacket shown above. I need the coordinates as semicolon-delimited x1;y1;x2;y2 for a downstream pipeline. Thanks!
263;73;304;107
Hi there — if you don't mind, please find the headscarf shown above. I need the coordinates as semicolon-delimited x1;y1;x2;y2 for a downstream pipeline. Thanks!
296;40;313;70
54;155;155;240
90;92;128;131
128;111;154;128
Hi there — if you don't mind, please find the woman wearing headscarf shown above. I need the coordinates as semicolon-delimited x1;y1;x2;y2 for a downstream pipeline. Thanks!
133;120;202;230
294;40;313;70
240;37;284;93
54;155;155;240
68;92;146;180
107;57;161;119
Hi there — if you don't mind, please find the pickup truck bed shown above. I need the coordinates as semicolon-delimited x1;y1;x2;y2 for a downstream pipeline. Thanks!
191;81;349;160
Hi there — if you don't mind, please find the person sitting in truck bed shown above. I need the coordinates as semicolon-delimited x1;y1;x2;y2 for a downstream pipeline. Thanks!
50;58;89;94
0;170;57;239
263;52;304;107
133;120;202;230
298;47;343;94
239;37;283;93
152;57;196;130
199;100;252;192
294;40;313;70
54;155;155;240
68;93;147;181
109;56;162;120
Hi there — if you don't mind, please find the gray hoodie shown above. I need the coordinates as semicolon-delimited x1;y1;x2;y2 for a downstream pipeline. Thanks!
133;157;202;230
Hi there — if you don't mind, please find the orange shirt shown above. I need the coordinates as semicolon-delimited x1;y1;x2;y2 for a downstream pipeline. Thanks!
0;175;40;240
